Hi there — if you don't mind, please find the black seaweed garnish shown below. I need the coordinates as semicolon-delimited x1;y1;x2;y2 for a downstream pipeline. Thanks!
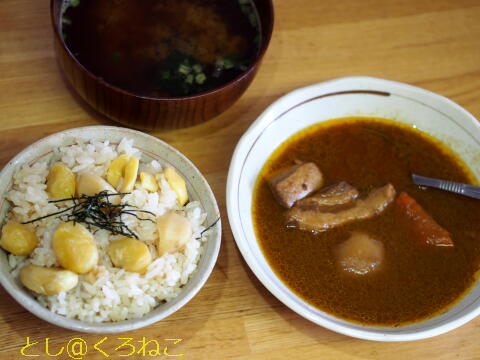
22;191;155;239
196;217;220;240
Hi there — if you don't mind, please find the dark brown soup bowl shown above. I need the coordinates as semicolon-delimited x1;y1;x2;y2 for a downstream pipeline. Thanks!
50;0;274;130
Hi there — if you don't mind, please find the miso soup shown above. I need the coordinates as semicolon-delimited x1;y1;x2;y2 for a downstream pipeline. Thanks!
61;0;262;97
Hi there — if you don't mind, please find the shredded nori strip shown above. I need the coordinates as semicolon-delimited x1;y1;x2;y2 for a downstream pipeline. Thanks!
22;191;155;239
196;217;220;240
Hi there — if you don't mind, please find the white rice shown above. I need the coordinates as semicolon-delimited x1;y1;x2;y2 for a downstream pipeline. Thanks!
5;139;210;322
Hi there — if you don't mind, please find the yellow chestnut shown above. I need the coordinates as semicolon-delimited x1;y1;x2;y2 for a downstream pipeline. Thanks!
52;222;98;274
76;172;115;197
156;212;192;256
46;163;76;200
108;237;152;274
106;154;131;188
0;222;38;256
140;172;158;192
20;264;78;295
120;157;139;193
164;168;188;206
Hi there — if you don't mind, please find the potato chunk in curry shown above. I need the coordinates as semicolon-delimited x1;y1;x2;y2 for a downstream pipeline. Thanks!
335;232;385;275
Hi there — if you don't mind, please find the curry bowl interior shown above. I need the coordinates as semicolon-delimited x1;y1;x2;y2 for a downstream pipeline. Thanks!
0;126;221;333
227;76;480;341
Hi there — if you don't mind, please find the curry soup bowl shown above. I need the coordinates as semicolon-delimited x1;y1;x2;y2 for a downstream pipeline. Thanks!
0;126;221;333
226;76;480;341
50;0;274;131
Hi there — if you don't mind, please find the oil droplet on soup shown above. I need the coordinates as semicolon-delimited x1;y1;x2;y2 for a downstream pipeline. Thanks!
61;0;262;97
252;117;480;325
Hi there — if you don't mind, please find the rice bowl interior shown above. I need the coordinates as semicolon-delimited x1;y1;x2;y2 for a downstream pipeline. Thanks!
0;127;221;331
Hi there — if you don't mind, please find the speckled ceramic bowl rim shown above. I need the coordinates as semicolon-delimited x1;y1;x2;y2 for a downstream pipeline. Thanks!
0;125;221;333
226;76;480;341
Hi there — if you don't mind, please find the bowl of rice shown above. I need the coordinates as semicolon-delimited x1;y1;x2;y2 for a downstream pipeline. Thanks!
0;126;221;333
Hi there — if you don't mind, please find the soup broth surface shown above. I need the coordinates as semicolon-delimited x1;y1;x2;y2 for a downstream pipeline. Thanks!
62;0;261;97
253;117;480;325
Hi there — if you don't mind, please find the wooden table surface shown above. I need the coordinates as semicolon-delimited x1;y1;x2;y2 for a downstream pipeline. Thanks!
1;0;480;359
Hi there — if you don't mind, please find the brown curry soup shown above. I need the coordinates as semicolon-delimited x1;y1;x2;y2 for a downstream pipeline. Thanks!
252;117;480;325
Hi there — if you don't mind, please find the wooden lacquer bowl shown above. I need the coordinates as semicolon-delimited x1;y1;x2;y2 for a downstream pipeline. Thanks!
50;0;274;130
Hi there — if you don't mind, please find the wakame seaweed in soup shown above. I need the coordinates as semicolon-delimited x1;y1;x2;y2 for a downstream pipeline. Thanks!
61;0;262;97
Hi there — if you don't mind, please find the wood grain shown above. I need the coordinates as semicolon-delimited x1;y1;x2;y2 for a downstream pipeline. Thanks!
1;0;480;359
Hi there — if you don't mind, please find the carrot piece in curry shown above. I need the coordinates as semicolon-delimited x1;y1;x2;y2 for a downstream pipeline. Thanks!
395;192;454;247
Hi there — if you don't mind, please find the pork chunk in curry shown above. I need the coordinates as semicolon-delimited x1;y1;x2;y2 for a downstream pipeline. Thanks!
293;181;359;208
268;162;323;208
286;183;396;232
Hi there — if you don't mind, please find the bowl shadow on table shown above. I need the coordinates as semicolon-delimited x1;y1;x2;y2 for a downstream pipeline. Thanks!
56;66;127;128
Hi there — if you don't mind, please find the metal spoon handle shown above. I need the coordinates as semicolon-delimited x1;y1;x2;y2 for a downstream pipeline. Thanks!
412;174;480;200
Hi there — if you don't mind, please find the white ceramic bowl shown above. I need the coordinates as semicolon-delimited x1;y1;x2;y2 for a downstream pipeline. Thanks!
0;126;221;333
226;76;480;341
